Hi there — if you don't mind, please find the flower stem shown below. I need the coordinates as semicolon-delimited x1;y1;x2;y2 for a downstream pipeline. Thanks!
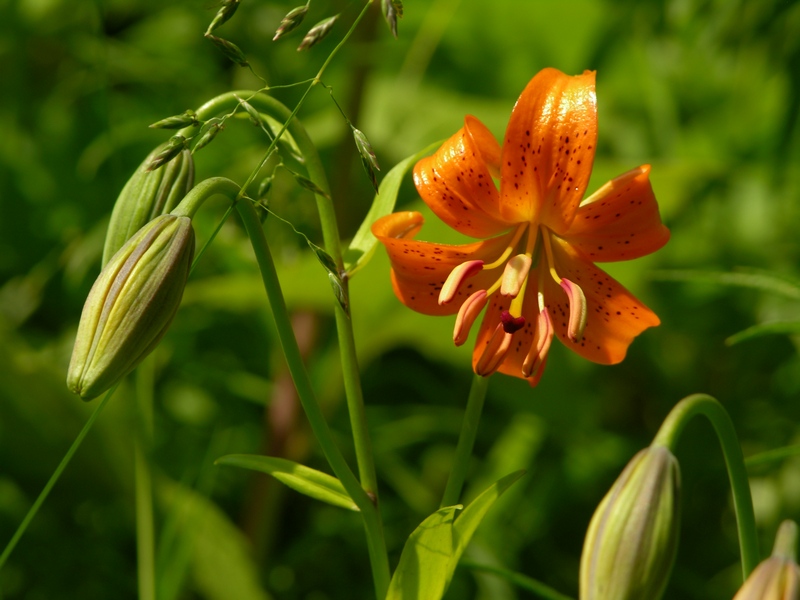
135;357;156;600
0;386;116;570
236;198;389;599
184;90;380;497
652;393;759;578
440;374;490;508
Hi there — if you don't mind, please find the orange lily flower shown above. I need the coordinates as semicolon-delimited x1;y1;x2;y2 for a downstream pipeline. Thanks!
372;68;669;385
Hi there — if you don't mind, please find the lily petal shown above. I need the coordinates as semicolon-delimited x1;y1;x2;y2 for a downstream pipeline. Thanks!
561;165;670;262
413;116;512;239
372;212;514;315
500;68;597;233
545;236;659;364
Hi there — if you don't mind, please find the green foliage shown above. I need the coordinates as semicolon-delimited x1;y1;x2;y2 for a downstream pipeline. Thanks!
216;455;358;511
2;0;800;599
387;471;524;600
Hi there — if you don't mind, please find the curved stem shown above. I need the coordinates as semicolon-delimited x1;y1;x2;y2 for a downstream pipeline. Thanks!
236;199;389;599
170;177;241;219
652;393;759;578
186;92;380;497
0;387;116;570
440;374;490;508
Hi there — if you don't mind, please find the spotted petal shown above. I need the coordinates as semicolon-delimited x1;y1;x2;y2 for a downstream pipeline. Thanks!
561;165;670;262
413;116;512;239
500;68;597;233
545;236;659;364
372;212;514;315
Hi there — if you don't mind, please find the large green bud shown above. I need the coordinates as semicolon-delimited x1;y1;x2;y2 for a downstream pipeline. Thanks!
580;445;681;600
68;214;195;400
734;520;800;600
102;146;194;266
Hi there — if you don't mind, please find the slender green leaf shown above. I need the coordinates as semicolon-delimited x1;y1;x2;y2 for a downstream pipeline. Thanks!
215;454;358;511
157;478;272;600
460;559;575;600
386;506;460;600
652;268;800;300
343;140;442;276
726;320;800;345
746;445;800;468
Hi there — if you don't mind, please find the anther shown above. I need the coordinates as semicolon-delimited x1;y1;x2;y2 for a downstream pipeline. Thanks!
453;290;488;346
439;260;484;305
560;278;588;342
522;307;553;379
500;254;533;298
475;323;513;376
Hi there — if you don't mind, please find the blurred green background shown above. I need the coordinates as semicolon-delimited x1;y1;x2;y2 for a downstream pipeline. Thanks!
2;0;800;598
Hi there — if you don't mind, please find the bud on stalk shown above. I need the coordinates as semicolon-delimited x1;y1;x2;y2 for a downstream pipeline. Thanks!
103;147;194;266
733;520;800;600
68;215;195;400
580;445;681;600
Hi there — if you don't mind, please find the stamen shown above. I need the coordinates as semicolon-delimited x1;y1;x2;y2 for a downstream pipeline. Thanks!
560;279;588;342
439;260;484;305
482;224;527;270
522;304;553;378
541;230;562;285
500;254;532;298
453;290;488;346
500;310;525;333
475;322;513;376
541;231;588;342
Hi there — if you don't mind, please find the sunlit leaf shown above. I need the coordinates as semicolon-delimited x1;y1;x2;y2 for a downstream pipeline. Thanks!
386;470;524;600
385;505;459;600
448;470;525;582
215;454;359;511
343;140;441;276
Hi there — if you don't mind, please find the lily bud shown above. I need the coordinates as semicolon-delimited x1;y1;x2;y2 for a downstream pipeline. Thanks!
580;445;680;600
67;215;195;400
103;147;194;266
733;520;800;600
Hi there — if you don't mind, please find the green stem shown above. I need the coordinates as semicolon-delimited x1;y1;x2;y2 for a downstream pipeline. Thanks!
170;177;241;219
440;374;490;508
652;393;759;578
184;89;380;496
0;387;115;570
135;358;156;600
236;198;389;599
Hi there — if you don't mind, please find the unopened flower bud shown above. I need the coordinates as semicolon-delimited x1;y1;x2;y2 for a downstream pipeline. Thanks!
67;215;195;400
205;34;249;67
146;135;188;171
580;445;681;600
352;127;380;192
297;15;338;51
733;520;800;600
381;0;403;38
193;123;224;152
149;110;199;130
273;5;309;41
103;147;194;266
206;0;240;36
